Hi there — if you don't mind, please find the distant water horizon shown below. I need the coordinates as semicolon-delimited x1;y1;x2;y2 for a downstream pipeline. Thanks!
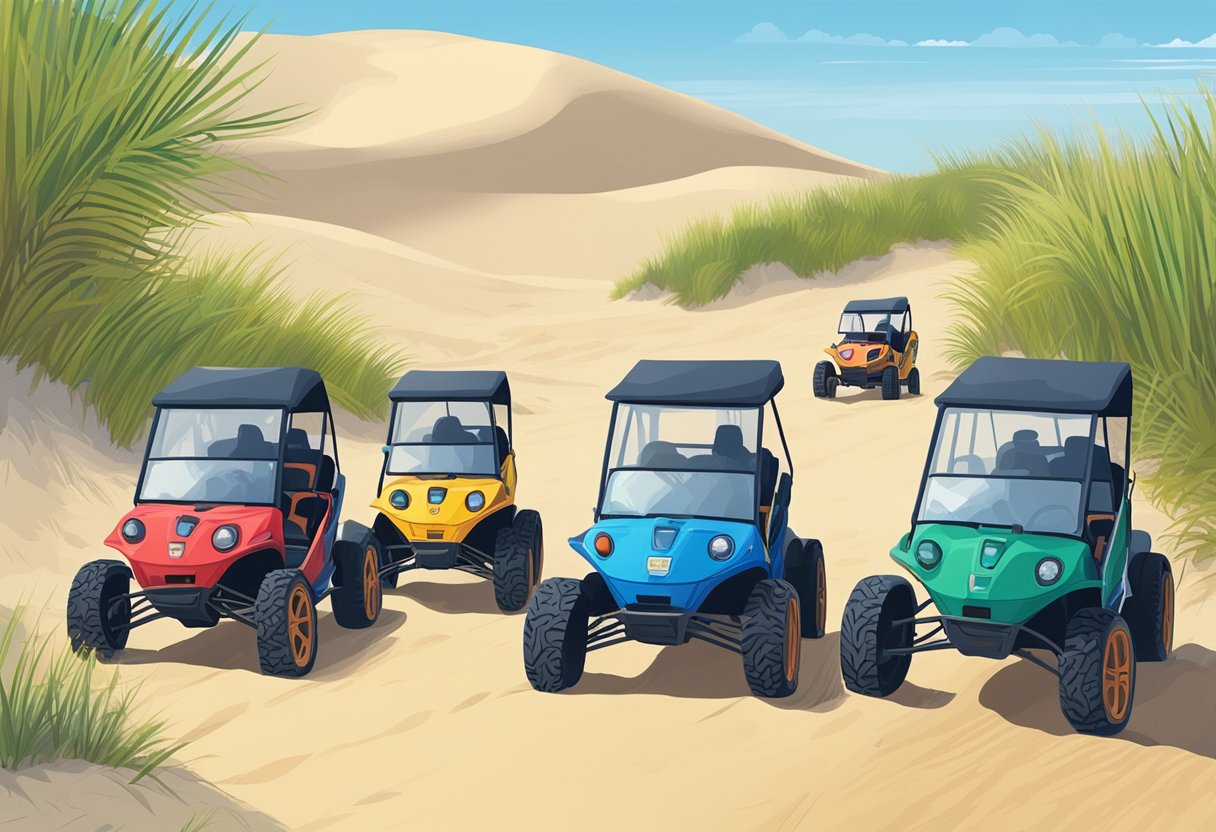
232;0;1216;173
657;46;1216;172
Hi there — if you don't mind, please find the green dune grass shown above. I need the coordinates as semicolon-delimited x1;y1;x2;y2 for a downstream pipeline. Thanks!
0;607;180;780
1;0;404;446
618;91;1216;561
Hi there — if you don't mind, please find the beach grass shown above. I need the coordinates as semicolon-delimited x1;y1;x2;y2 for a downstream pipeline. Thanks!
619;90;1216;560
1;0;404;446
0;607;180;781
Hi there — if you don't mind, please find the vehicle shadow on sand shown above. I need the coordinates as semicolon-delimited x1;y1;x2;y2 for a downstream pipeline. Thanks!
389;579;504;615
979;643;1216;758
570;633;854;711
115;608;407;678
823;388;924;406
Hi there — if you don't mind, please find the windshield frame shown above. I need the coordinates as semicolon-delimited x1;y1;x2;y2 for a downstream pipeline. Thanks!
134;405;290;507
910;405;1099;540
379;398;505;485
838;309;908;340
594;400;791;525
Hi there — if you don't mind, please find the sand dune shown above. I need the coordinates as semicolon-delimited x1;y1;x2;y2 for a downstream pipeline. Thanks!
6;29;1216;832
219;31;876;279
0;762;280;832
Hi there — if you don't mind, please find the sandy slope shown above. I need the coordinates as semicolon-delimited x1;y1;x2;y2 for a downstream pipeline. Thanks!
5;29;1216;832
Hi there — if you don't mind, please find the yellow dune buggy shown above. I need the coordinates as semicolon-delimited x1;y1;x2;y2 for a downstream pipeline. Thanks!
343;371;542;612
813;296;920;400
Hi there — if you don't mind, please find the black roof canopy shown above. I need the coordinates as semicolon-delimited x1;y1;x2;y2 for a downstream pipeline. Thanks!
843;296;910;314
607;360;784;407
152;367;330;412
389;370;511;405
936;356;1133;416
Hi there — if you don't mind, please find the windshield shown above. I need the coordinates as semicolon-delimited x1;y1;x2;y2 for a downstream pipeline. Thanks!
386;400;500;476
917;408;1095;535
599;404;761;522
839;311;901;340
139;408;283;504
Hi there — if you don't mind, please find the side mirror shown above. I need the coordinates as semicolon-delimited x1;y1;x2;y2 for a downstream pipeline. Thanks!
381;445;391;455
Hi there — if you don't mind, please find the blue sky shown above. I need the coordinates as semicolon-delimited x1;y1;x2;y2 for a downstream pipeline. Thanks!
209;1;1216;170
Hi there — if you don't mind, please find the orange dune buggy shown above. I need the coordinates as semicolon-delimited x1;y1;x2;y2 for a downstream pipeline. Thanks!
813;296;919;400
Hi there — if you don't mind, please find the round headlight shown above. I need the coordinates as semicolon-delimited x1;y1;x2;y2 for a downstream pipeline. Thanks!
212;525;239;552
707;535;735;561
1036;557;1062;585
593;532;614;558
915;540;942;568
466;491;485;512
121;518;145;543
390;489;409;510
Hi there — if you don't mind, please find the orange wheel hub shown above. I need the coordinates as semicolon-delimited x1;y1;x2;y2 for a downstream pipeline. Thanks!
785;598;801;683
363;545;381;620
288;585;314;668
1102;626;1132;722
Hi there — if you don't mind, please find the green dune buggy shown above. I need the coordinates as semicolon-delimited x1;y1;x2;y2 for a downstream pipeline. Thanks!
840;356;1174;735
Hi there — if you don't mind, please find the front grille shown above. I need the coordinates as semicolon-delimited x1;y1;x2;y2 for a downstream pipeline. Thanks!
839;367;870;386
636;595;672;606
652;527;677;551
165;574;195;585
426;530;443;540
962;605;991;620
175;515;199;537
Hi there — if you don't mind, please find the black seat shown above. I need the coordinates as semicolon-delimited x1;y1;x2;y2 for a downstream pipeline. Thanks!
712;424;754;471
495;426;510;466
234;424;274;458
995;429;1048;476
877;322;905;352
1049;435;1089;479
1088;445;1117;513
639;441;687;470
758;449;778;508
432;416;477;444
284;428;313;461
280;467;313;547
209;424;270;458
316;455;336;493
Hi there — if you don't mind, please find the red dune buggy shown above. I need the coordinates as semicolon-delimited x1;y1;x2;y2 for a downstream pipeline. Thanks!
66;367;383;677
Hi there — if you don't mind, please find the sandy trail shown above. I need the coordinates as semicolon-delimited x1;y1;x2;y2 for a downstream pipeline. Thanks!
3;29;1215;832
7;245;1216;831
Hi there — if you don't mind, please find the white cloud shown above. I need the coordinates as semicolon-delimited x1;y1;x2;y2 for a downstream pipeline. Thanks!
971;27;1076;47
918;27;1082;48
917;38;968;47
736;23;1182;49
796;28;907;47
735;22;789;44
1098;33;1142;48
1154;33;1216;48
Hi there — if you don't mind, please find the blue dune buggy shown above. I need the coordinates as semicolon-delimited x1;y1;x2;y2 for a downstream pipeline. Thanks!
523;360;827;697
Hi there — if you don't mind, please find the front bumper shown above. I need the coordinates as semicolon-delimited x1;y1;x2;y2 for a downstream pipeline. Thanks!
620;609;693;645
838;366;881;387
942;618;1020;659
409;541;461;569
145;586;219;628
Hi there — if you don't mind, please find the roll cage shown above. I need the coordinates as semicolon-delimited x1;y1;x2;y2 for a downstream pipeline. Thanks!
911;357;1134;542
135;367;339;508
378;370;513;492
593;399;794;527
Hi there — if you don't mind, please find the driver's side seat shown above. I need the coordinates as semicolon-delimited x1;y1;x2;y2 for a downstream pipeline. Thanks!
280;467;314;554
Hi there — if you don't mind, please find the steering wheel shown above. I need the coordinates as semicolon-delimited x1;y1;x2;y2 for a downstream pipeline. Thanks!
1026;504;1074;531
